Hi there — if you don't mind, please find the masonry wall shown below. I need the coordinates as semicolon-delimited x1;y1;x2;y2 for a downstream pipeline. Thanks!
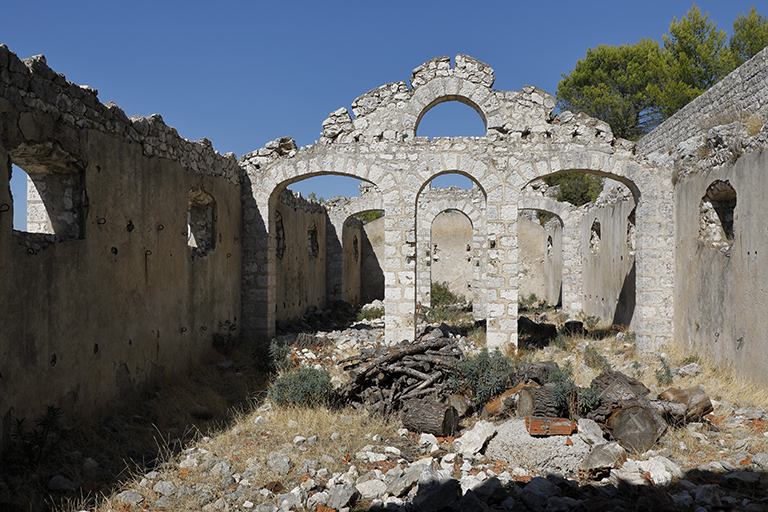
430;211;473;301
581;198;636;326
274;190;326;322
0;48;241;446
674;148;768;388
518;214;546;304
638;47;768;158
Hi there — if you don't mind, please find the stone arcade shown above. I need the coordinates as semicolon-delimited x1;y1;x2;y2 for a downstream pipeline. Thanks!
2;46;768;446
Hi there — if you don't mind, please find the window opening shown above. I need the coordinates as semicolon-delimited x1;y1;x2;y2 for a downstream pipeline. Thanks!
589;219;601;255
416;100;486;139
699;180;736;250
275;211;285;259
626;208;636;256
188;187;216;256
307;222;319;259
9;146;86;250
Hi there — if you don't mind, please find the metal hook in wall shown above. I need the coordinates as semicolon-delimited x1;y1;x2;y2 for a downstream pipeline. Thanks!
97;217;106;225
157;224;164;231
180;326;187;333
145;250;152;256
0;203;10;212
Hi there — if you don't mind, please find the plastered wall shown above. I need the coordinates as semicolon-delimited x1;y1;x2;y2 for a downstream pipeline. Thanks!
360;216;385;304
580;198;636;326
674;149;768;387
342;216;363;305
274;189;326;322
429;210;474;301
0;48;241;446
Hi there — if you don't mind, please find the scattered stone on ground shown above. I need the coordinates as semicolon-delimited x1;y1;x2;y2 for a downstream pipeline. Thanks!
14;301;768;511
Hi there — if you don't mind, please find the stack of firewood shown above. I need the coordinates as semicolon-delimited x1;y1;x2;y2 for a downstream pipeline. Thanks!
332;336;462;420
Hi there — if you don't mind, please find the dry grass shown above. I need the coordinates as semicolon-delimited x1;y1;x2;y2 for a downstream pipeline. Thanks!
94;406;401;511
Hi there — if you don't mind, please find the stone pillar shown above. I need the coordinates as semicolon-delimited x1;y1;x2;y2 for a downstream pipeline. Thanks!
560;210;585;319
632;184;675;350
383;188;418;344
484;188;518;350
325;215;345;303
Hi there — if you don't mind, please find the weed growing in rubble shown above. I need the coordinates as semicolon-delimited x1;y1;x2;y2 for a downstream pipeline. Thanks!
212;319;238;354
583;345;611;372
655;356;674;386
268;339;293;372
549;362;599;416
356;307;384;322
431;281;465;306
11;405;63;466
449;348;514;406
267;366;333;407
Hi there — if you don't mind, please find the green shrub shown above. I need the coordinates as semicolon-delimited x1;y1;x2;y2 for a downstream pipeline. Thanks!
267;366;333;407
431;282;465;307
655;356;674;386
583;345;611;372
548;362;599;416
269;339;293;373
11;405;63;466
357;307;384;322
212;320;238;354
449;348;514;406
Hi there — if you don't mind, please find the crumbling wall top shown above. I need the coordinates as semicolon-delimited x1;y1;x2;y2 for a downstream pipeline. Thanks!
0;46;240;184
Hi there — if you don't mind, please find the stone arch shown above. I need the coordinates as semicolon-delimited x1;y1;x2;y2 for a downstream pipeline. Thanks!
515;155;673;350
519;193;581;315
414;94;489;136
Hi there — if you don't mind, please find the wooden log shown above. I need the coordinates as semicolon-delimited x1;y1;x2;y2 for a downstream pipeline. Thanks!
401;399;459;437
608;405;662;453
483;381;539;418
657;386;713;423
587;370;667;452
517;385;562;418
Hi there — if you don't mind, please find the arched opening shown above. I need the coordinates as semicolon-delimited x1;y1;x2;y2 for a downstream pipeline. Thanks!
416;100;486;140
429;173;474;190
699;180;736;251
529;171;638;329
415;171;486;333
264;172;381;331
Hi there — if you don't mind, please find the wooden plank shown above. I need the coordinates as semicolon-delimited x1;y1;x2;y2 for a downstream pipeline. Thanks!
525;417;577;436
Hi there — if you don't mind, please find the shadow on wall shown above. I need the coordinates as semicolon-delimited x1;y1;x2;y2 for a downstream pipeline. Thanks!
612;261;636;327
360;217;385;304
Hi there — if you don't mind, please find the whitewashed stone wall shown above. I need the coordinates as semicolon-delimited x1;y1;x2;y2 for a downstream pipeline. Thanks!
240;55;673;350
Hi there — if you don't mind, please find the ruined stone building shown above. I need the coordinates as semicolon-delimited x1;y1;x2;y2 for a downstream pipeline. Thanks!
3;44;768;445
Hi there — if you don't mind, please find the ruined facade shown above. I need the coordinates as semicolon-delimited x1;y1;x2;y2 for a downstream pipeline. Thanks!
4;44;768;445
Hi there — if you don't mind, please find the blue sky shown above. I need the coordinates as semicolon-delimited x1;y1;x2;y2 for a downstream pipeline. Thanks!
4;0;764;226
